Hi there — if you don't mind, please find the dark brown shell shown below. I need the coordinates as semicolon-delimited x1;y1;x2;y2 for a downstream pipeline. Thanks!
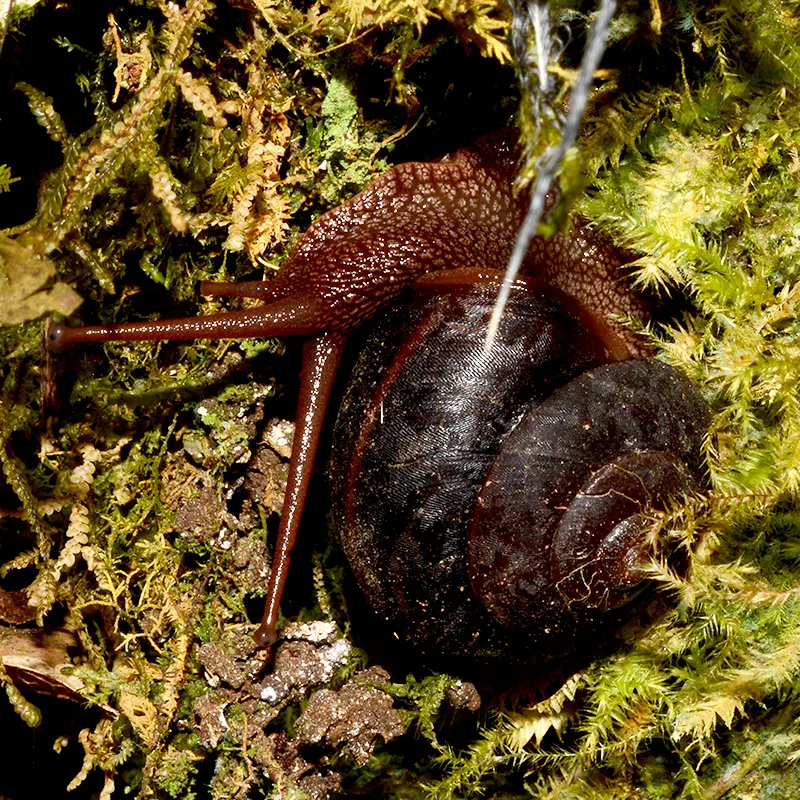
331;283;709;668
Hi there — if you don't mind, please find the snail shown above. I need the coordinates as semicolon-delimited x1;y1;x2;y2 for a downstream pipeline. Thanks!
331;278;708;666
48;128;710;664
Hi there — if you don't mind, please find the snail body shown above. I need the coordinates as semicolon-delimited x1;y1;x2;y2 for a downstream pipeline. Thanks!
47;129;709;660
331;280;708;666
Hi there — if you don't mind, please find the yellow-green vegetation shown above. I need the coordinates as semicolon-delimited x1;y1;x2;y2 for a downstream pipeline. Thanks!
0;165;20;193
2;0;800;798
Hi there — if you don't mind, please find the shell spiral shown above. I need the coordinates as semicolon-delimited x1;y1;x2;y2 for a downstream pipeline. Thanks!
330;281;709;668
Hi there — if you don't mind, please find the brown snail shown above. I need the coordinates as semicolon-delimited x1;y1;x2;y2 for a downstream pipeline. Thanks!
331;278;708;667
48;129;710;664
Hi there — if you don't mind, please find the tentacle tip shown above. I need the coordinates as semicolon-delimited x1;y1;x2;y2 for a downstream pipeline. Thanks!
44;318;68;348
253;623;277;649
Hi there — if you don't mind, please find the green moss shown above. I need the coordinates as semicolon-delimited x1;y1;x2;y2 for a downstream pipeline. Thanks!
0;164;20;193
152;745;201;799
3;0;800;798
321;76;359;148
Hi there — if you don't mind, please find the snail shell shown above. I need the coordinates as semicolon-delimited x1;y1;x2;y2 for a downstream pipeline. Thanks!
331;280;709;667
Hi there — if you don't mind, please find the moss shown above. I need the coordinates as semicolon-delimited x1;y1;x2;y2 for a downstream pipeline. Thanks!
151;745;201;799
3;0;800;798
0;164;20;193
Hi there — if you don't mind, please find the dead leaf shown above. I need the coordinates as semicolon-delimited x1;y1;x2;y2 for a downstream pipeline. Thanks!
0;236;82;325
119;691;158;747
0;627;84;701
0;587;37;624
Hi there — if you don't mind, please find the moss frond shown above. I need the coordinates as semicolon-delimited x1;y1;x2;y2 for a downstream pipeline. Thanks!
4;1;800;798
